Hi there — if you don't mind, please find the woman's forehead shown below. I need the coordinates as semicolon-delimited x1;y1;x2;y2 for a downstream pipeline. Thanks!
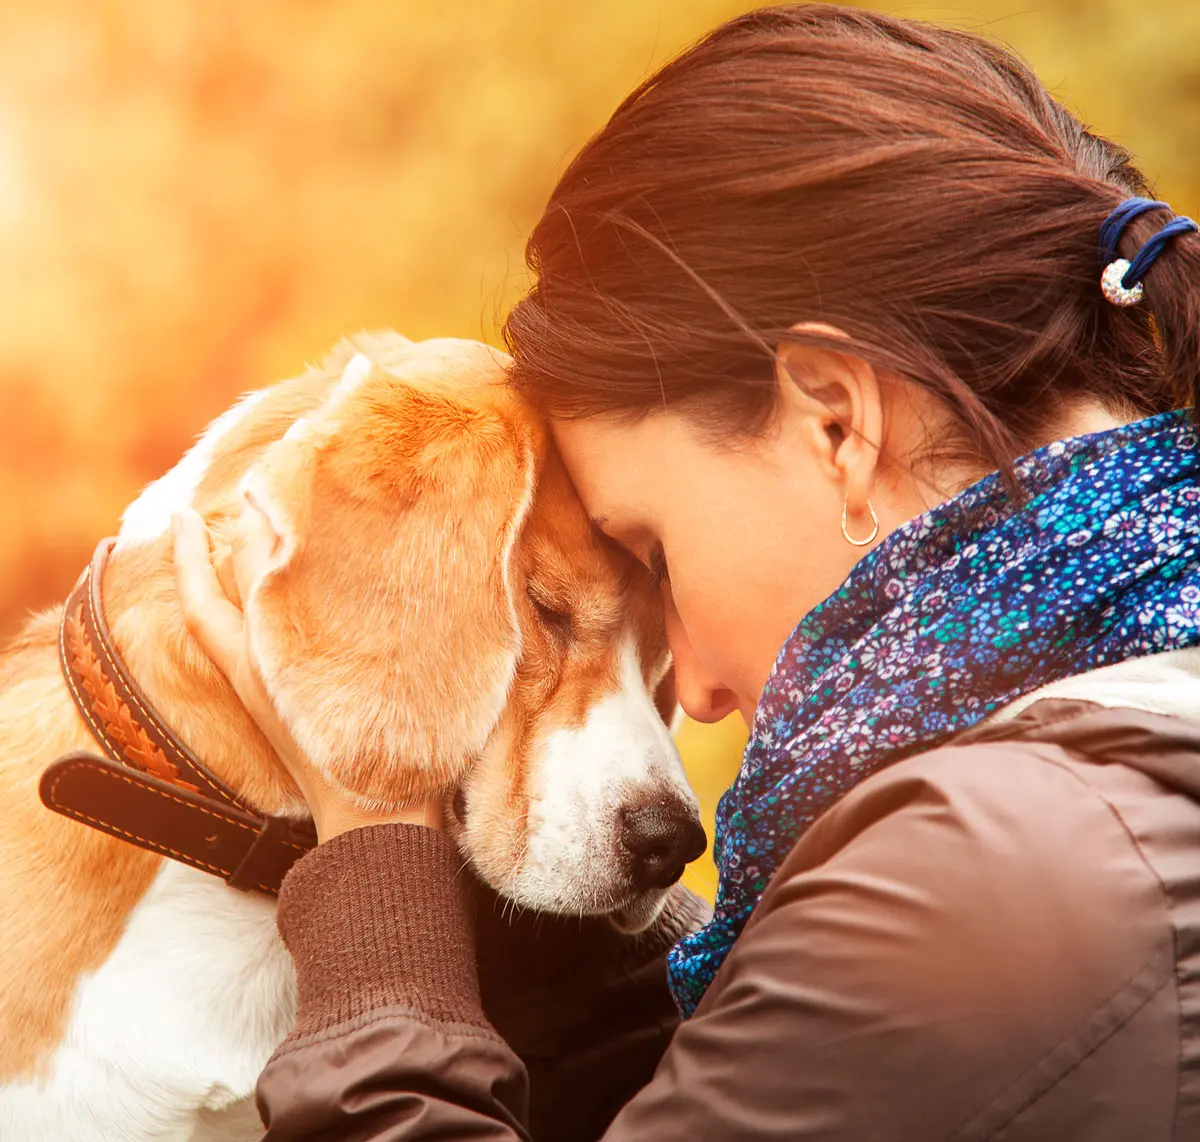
550;414;673;518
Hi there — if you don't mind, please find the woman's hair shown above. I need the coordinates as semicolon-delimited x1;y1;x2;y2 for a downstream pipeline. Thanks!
503;4;1200;470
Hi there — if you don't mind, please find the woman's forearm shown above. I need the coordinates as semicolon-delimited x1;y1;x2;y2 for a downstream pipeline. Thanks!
258;825;529;1140
256;824;707;1142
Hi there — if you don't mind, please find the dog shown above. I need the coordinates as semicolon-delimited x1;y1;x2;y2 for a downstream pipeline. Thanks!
0;332;704;1141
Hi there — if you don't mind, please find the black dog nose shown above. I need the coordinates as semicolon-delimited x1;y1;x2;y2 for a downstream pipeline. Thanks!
621;802;708;892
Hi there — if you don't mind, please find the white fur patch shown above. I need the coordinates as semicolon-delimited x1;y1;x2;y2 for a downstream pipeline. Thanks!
117;389;268;549
281;351;373;447
332;352;374;401
0;863;295;1142
513;636;698;913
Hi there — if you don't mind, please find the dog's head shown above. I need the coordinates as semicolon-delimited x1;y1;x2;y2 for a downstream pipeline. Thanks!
206;336;703;929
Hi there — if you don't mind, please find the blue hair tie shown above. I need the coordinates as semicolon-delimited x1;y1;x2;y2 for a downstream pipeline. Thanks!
1097;197;1168;265
1099;196;1199;307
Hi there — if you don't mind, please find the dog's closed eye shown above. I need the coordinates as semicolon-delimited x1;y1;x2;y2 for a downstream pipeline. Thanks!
527;585;574;641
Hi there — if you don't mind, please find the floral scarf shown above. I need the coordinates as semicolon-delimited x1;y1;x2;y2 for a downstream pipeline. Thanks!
667;411;1200;1017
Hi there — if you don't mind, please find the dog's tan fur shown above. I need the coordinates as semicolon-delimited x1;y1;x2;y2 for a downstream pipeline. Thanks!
0;333;676;1087
0;611;161;1079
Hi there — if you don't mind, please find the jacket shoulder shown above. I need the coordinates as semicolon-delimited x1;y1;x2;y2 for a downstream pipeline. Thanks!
765;729;1175;991
704;731;1182;1138
789;728;1178;980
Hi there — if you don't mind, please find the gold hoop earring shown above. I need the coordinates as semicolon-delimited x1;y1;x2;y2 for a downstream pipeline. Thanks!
841;497;879;547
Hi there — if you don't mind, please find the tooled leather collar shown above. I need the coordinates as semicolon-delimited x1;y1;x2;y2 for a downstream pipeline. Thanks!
39;537;316;894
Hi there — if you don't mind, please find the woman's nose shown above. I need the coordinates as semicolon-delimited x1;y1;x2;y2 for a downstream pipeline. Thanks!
666;605;740;725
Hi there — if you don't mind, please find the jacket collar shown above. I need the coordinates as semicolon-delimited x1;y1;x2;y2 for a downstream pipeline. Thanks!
965;649;1200;803
990;646;1200;727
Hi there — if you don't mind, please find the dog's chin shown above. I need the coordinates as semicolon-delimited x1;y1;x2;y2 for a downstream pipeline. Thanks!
607;890;668;935
445;791;671;934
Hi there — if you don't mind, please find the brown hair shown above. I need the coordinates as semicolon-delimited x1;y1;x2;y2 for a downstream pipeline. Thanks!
504;4;1200;471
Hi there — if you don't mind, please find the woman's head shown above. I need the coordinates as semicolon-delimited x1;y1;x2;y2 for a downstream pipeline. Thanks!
504;3;1200;721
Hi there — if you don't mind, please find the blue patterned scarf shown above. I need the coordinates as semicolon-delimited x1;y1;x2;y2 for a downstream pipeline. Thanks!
667;411;1200;1017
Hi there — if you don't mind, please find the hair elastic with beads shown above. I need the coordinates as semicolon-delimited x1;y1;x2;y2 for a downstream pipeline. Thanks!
1098;196;1199;307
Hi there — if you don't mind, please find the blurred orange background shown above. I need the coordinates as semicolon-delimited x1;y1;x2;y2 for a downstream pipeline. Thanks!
2;1;1196;899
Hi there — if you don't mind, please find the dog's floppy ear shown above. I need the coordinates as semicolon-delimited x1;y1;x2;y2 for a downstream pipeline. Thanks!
237;348;539;810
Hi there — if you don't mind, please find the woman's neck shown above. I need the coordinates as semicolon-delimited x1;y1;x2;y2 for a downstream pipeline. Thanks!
909;397;1137;511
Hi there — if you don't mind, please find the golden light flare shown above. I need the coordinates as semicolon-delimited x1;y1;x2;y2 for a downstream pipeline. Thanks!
1;1;1194;900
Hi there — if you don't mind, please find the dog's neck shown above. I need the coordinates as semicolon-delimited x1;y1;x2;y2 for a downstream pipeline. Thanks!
19;535;306;819
0;532;302;1086
108;536;306;816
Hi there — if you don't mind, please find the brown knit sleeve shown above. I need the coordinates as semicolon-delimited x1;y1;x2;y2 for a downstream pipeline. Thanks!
275;823;487;1036
258;823;706;1142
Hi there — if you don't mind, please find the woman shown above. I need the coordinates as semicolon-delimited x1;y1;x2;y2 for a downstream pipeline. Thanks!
174;5;1200;1138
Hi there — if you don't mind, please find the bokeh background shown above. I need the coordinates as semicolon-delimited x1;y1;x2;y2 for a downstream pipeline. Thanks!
2;1;1197;900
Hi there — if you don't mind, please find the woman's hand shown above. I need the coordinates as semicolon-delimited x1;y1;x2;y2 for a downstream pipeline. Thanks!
171;508;442;841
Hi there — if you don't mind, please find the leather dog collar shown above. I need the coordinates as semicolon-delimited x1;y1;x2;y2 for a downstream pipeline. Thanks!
39;537;317;894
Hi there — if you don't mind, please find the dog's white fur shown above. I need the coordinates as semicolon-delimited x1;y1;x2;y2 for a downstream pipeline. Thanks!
0;334;699;1140
118;388;270;552
508;636;687;920
2;865;291;1141
4;385;293;1141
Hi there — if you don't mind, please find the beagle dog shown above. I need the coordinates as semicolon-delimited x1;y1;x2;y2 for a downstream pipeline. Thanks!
0;333;704;1141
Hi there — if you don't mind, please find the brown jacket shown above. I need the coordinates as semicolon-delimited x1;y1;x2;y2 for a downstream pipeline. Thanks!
255;696;1200;1140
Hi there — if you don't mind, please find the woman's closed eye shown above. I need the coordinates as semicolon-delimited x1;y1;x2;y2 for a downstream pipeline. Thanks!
589;515;668;587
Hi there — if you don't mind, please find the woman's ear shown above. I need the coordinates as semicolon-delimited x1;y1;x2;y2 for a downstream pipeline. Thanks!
775;322;884;518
